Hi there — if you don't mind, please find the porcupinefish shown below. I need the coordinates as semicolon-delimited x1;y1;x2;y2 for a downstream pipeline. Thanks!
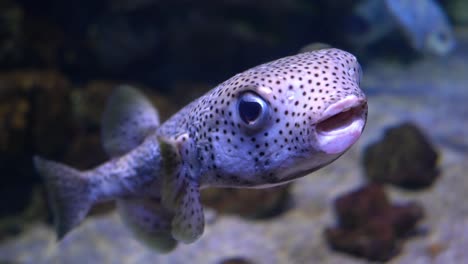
34;48;367;252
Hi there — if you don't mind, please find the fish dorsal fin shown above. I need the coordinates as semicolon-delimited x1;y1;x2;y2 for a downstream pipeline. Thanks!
159;134;204;243
101;85;160;157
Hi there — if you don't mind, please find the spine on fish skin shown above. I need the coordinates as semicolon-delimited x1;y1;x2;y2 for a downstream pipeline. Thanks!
33;156;93;240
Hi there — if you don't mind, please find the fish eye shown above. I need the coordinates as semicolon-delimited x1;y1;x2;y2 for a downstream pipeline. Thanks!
237;92;269;130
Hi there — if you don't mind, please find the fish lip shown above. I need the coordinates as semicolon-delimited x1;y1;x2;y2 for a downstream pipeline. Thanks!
317;95;366;125
314;95;367;154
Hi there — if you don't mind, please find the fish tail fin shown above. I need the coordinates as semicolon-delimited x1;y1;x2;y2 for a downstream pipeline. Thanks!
33;156;93;240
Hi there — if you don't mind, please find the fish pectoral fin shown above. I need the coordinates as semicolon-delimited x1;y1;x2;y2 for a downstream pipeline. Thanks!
160;133;197;208
159;134;204;243
33;156;93;240
101;85;160;157
171;178;204;243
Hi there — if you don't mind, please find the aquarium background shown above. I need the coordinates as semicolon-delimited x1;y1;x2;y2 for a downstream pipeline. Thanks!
0;0;467;263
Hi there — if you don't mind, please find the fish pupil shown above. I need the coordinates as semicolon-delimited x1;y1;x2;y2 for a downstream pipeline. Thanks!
239;100;262;124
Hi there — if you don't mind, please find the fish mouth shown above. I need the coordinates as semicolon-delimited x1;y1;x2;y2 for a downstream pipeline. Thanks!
315;95;367;154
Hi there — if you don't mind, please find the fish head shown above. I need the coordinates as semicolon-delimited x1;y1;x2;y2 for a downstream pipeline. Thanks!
199;48;367;187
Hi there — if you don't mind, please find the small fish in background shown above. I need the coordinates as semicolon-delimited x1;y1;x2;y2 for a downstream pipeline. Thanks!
385;0;455;56
346;0;456;56
34;48;367;252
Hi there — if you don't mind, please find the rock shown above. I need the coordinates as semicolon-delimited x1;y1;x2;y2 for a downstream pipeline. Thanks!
201;184;291;219
425;242;447;259
325;220;398;261
363;122;440;190
333;182;389;230
390;203;425;236
325;183;424;262
218;257;255;264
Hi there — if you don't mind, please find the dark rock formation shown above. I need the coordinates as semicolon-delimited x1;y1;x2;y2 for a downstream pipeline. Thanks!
363;122;440;189
218;257;255;264
325;183;424;261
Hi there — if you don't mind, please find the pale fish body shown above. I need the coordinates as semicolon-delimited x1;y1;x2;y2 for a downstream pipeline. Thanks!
34;48;368;252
